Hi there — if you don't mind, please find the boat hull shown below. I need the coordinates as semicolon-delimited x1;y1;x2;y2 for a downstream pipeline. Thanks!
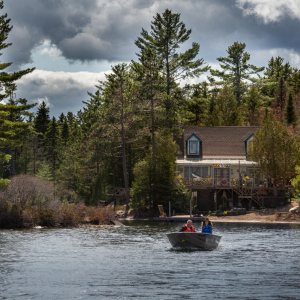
167;232;221;250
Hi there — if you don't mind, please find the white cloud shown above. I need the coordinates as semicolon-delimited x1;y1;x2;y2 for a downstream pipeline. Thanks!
33;96;52;107
16;69;110;116
251;48;300;69
236;0;300;23
40;46;62;58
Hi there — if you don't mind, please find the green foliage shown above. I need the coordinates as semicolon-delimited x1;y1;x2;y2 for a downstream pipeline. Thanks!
131;129;179;211
0;200;23;228
34;101;50;135
285;93;298;127
38;208;55;227
0;2;35;173
291;166;300;201
244;85;263;125
210;41;264;106
0;178;10;189
248;114;300;186
272;76;288;122
37;161;54;181
135;8;208;126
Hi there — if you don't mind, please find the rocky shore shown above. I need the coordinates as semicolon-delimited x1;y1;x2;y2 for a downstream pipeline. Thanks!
209;201;300;224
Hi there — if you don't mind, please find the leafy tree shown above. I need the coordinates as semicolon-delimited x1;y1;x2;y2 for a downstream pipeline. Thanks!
291;166;300;203
210;41;264;106
135;8;209;125
130;129;178;211
248;114;300;193
34;101;50;135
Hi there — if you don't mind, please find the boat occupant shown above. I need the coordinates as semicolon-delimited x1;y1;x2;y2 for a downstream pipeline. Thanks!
179;219;195;232
201;217;213;234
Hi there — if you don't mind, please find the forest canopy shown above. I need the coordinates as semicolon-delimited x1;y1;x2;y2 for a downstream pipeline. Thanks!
0;5;299;225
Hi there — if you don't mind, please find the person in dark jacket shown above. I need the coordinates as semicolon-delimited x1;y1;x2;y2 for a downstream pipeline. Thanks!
201;217;213;234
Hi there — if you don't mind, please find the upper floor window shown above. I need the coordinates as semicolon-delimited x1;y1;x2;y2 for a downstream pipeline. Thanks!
187;134;201;155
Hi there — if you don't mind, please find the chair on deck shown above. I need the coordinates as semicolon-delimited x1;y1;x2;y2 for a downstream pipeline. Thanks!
158;205;167;217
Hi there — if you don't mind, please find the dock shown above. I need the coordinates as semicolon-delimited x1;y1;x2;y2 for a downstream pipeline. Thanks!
153;216;205;223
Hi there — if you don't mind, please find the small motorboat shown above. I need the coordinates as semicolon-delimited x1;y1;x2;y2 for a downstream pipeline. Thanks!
167;232;221;250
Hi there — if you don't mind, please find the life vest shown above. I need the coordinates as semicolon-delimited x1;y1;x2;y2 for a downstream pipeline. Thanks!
202;224;212;234
183;225;195;232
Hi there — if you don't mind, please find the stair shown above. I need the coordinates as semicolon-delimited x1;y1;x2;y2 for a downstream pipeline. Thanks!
232;186;263;207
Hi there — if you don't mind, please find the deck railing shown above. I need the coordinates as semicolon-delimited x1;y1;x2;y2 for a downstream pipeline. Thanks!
177;177;268;188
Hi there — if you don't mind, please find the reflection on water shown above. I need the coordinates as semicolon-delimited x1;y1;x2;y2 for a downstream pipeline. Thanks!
0;221;300;299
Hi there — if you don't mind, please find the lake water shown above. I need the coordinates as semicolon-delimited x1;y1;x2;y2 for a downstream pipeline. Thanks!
0;221;300;300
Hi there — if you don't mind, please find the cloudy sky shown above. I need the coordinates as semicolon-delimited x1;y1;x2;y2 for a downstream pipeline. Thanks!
3;0;300;117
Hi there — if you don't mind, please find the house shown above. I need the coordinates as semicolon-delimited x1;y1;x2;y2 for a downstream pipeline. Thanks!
175;126;287;211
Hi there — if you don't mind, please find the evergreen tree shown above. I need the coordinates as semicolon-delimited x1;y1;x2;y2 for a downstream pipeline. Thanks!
0;1;35;176
34;101;50;135
218;85;242;125
61;118;69;146
205;92;220;126
135;9;208;125
181;82;209;125
132;48;165;169
44;117;60;179
285;93;298;127
94;63;139;214
131;130;178;211
272;76;287;122
67;111;75;127
264;56;292;82
210;41;264;106
58;112;65;125
262;56;292;99
244;85;263;125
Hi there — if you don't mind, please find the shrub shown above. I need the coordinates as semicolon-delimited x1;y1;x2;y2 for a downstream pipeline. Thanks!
39;208;55;227
1;175;55;208
0;198;10;228
221;203;227;211
87;206;115;225
9;203;23;228
56;203;81;227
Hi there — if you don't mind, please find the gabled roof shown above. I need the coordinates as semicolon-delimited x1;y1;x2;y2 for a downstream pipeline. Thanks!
177;126;261;159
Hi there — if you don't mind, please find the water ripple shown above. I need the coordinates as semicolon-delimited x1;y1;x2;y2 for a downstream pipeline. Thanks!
0;222;299;299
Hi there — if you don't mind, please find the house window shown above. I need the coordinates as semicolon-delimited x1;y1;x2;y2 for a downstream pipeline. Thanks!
189;140;199;154
184;167;209;179
187;134;201;155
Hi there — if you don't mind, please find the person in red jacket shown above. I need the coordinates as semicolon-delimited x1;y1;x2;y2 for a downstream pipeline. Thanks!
179;219;195;232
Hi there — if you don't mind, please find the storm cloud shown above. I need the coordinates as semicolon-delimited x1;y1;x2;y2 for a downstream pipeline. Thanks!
2;0;300;116
4;0;300;67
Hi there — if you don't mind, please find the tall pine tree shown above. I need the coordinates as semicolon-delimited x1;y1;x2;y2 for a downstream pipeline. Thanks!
210;42;264;106
135;9;209;126
34;101;50;135
0;1;35;177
